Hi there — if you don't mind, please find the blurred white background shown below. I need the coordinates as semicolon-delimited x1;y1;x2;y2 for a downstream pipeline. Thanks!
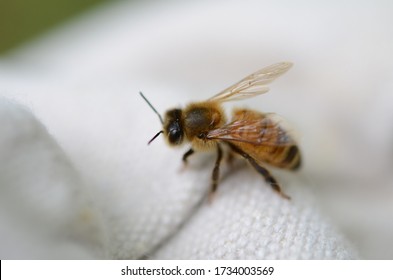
1;0;393;259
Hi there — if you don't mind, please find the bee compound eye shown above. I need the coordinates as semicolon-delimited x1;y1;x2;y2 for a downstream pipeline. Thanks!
168;127;183;145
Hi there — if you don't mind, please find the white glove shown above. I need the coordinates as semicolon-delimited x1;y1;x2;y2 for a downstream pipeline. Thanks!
0;97;355;259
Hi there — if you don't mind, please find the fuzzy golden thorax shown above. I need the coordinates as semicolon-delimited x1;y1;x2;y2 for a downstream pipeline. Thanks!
182;101;226;150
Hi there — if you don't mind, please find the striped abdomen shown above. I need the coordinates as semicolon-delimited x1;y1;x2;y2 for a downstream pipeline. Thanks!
224;109;301;170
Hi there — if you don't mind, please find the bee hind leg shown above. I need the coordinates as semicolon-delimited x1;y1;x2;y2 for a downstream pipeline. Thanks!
228;143;290;200
208;144;223;202
247;158;291;200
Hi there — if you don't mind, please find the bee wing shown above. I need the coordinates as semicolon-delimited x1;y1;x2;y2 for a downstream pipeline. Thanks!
206;113;295;147
208;62;293;103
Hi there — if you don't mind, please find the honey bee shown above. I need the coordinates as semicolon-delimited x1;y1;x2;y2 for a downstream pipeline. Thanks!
140;62;301;200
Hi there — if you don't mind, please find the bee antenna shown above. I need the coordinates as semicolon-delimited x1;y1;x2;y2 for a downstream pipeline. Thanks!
139;91;164;124
148;131;163;145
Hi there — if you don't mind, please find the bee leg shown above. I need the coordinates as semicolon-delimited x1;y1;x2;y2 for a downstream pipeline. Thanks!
228;144;290;199
182;148;194;165
248;158;290;199
209;144;223;202
226;150;235;166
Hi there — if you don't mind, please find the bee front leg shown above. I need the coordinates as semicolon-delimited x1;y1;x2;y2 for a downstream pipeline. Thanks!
182;148;194;165
208;144;223;202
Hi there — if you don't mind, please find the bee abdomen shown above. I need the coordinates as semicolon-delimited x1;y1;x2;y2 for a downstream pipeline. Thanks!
271;145;301;170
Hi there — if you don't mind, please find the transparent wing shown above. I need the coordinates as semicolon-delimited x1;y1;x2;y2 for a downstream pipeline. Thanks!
208;62;293;103
206;113;295;147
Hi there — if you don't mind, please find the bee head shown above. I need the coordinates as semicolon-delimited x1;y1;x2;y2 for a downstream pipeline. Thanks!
163;109;184;145
140;92;184;146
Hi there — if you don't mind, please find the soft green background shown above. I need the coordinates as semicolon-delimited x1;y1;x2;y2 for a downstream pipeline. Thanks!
0;0;110;54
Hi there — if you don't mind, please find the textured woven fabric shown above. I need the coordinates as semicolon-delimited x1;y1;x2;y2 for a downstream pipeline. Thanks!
0;97;355;260
152;177;353;259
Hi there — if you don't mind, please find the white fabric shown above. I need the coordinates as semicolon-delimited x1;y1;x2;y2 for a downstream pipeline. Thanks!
1;0;393;259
